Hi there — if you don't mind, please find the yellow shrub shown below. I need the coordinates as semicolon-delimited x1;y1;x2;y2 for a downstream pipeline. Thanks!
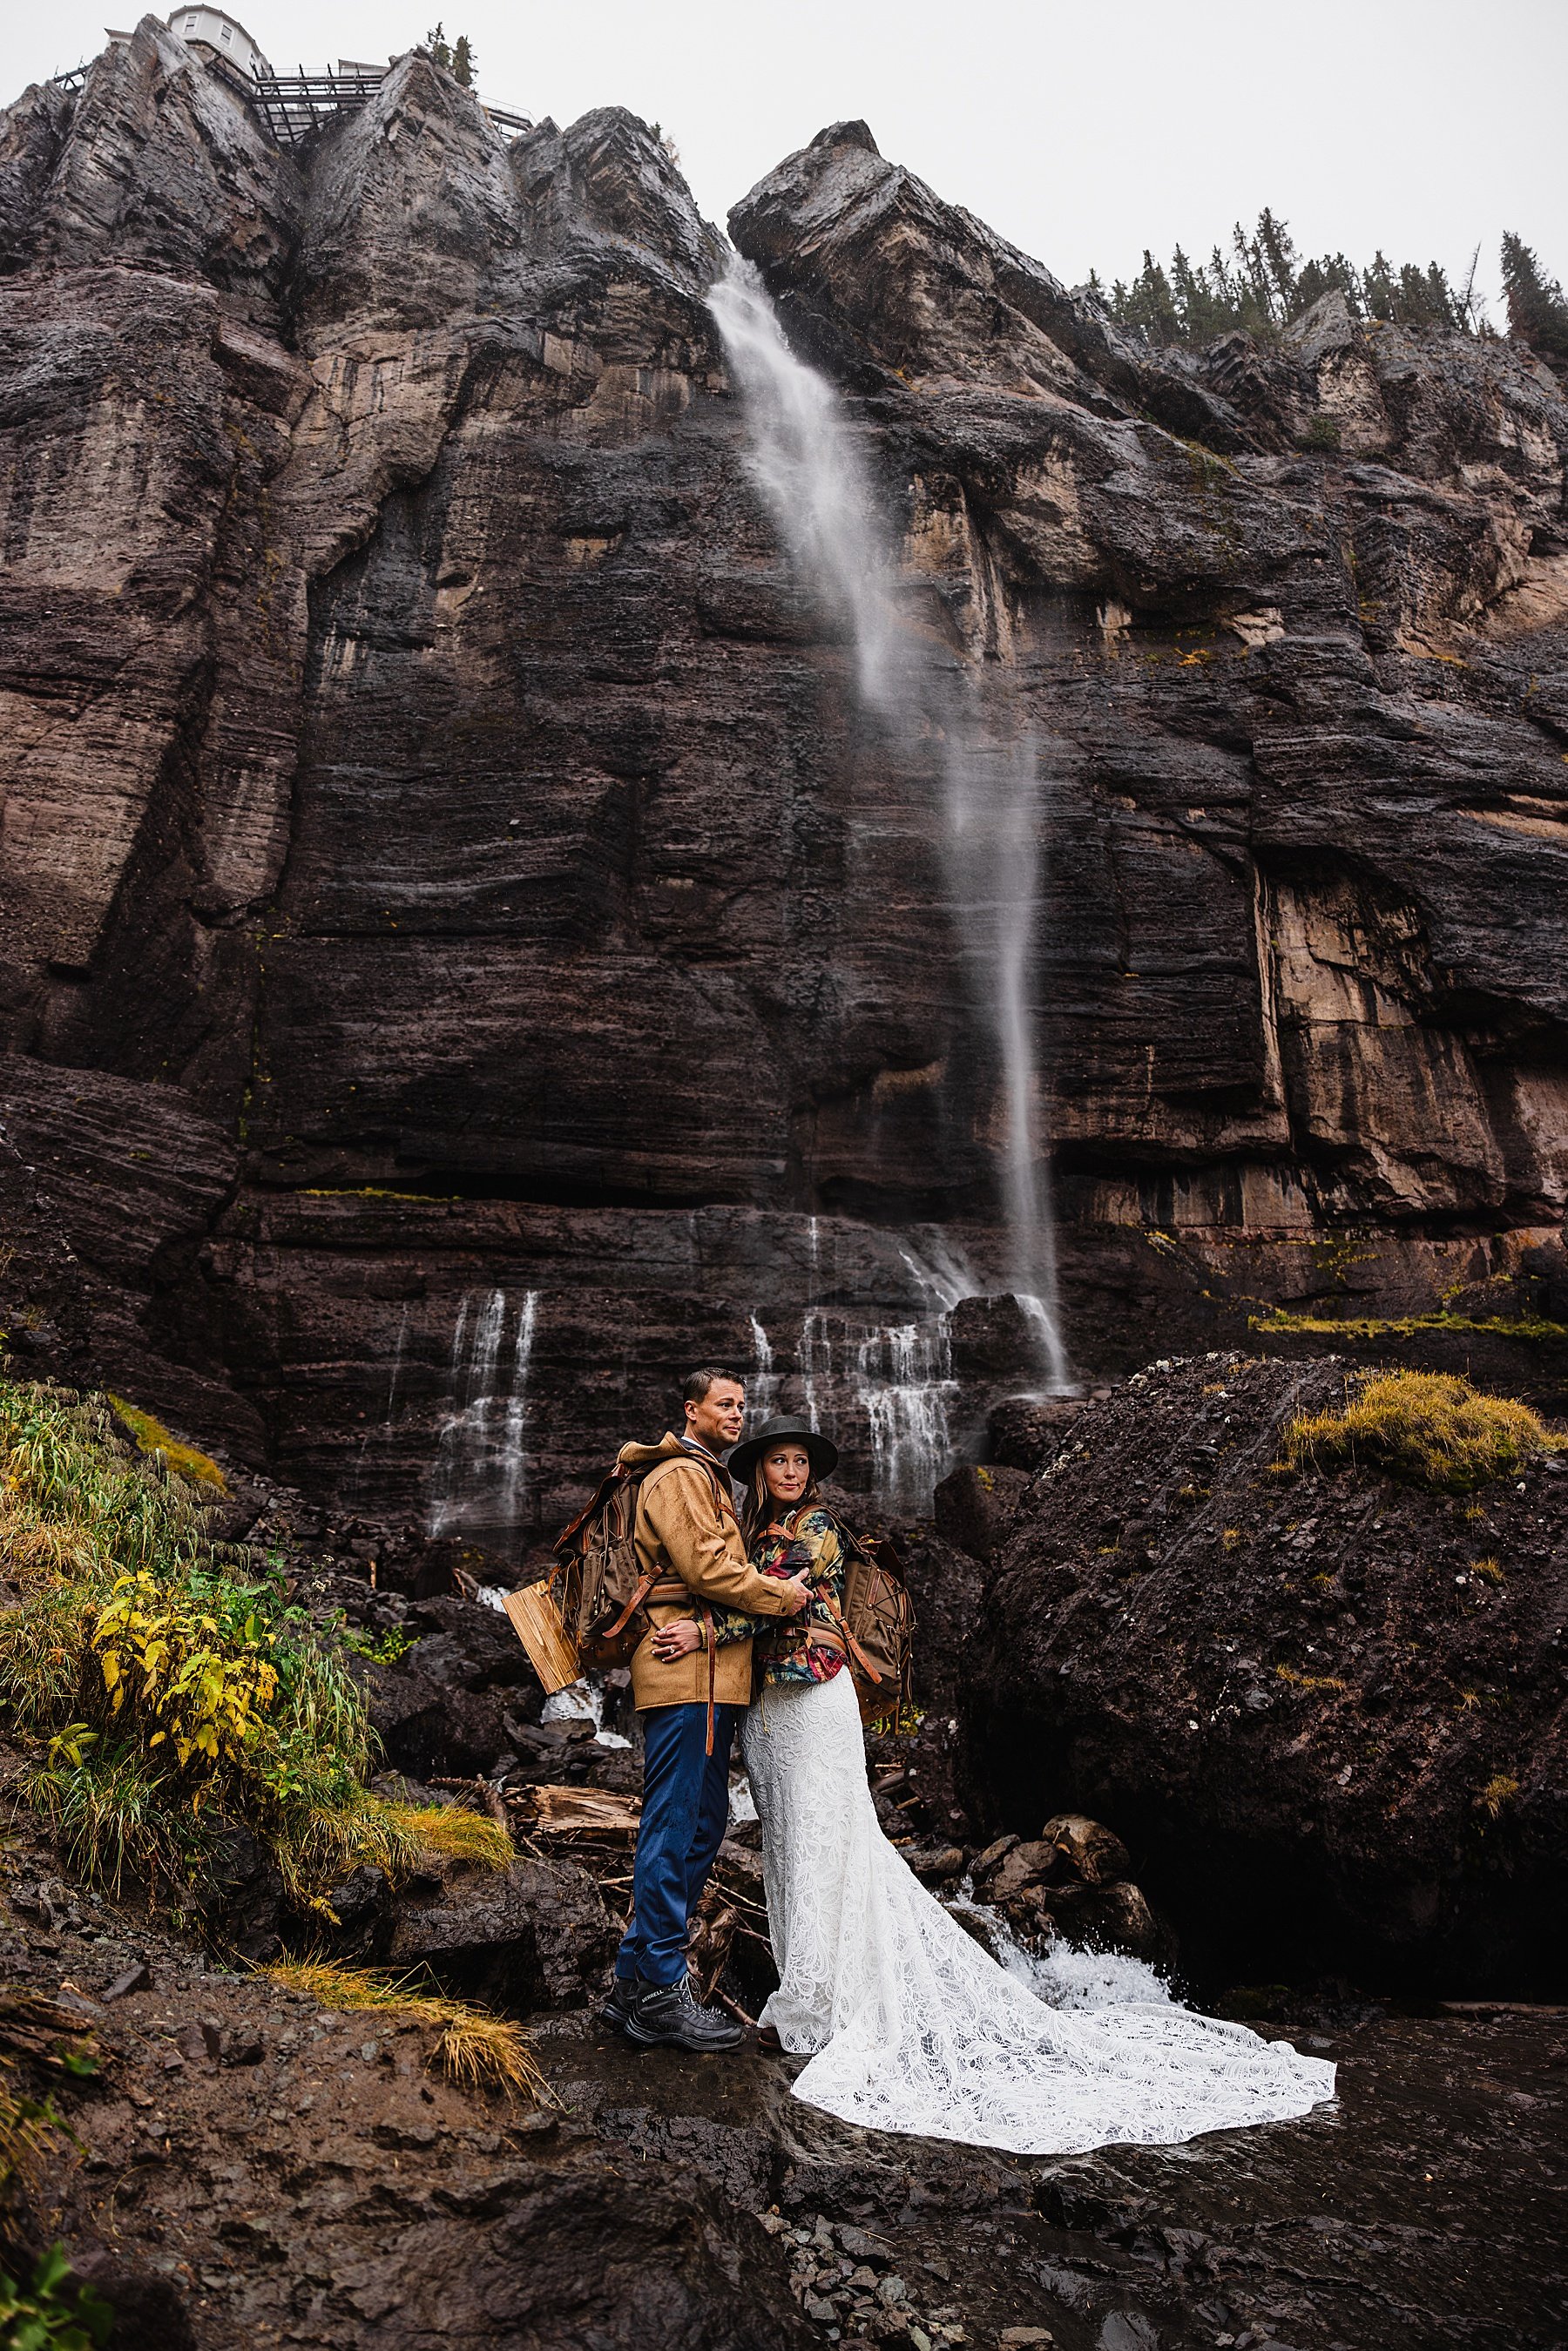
1281;1370;1564;1494
91;1571;278;1779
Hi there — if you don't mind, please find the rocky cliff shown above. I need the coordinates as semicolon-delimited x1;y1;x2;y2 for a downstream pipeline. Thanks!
2;24;1566;1539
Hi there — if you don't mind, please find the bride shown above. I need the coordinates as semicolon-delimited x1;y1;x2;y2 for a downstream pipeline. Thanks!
719;1411;1336;2156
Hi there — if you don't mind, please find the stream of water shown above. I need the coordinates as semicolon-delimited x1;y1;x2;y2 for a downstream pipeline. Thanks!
708;258;1070;1393
427;1286;541;1548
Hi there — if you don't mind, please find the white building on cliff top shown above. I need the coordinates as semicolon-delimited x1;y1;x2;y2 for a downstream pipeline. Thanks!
163;7;271;79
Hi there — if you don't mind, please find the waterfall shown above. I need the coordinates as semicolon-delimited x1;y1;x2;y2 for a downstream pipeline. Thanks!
708;259;1070;1389
855;1321;959;1515
427;1287;541;1548
748;1310;781;1416
782;1300;958;1512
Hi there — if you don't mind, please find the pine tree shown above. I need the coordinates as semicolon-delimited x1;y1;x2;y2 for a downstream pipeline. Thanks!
1255;207;1299;317
1501;233;1568;368
451;33;476;84
425;20;451;70
1095;211;1497;351
1119;250;1181;345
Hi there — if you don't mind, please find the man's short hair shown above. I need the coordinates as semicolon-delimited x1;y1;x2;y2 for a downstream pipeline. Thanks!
682;1366;744;1408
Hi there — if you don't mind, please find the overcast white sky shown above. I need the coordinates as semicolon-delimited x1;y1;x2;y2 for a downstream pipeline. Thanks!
14;0;1566;319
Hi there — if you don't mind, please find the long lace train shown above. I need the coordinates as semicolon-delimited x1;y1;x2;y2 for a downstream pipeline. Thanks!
739;1670;1336;2155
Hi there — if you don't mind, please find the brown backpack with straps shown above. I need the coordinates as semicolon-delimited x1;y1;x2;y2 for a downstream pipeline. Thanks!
551;1449;736;1672
812;1517;917;1729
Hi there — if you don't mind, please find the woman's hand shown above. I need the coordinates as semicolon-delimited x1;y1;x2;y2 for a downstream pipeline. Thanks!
650;1618;703;1661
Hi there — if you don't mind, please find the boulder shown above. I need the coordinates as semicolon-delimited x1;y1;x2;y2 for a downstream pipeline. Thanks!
969;1355;1568;1993
368;1662;514;1781
934;1463;1031;1562
1040;1814;1131;1887
1031;1881;1171;1967
383;1854;615;2008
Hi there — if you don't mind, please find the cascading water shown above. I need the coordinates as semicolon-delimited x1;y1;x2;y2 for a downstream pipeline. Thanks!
747;1311;782;1416
427;1287;541;1548
855;1321;959;1514
708;259;1070;1391
781;1291;960;1510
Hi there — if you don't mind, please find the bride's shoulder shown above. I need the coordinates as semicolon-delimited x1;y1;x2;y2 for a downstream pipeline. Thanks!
794;1502;841;1544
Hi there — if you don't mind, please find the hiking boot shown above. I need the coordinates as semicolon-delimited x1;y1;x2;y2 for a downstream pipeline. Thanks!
599;1976;637;2033
624;1974;743;2052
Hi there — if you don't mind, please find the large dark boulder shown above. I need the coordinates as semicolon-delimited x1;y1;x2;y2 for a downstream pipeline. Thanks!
383;1852;614;2008
965;1353;1568;1994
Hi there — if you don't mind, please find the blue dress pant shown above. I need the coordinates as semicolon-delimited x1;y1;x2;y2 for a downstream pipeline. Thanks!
616;1700;739;1987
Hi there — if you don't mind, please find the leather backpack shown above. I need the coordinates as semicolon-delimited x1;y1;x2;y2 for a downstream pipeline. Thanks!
551;1449;736;1672
818;1518;917;1729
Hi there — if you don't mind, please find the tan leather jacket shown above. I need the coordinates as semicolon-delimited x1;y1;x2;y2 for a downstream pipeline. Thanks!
621;1433;799;1711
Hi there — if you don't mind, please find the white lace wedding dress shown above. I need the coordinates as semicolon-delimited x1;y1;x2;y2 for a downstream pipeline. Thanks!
740;1669;1336;2154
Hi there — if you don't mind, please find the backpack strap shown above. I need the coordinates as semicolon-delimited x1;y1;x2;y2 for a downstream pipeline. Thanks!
817;1585;882;1683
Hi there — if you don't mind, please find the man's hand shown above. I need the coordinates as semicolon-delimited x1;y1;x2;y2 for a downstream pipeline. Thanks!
780;1570;812;1614
649;1618;703;1661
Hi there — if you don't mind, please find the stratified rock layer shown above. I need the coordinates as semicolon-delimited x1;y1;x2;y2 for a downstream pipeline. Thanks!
2;35;1566;1530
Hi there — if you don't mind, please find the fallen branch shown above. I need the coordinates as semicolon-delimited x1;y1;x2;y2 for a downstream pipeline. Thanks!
429;1774;509;1831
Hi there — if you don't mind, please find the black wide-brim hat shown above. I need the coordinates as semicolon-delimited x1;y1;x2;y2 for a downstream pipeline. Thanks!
726;1413;839;1487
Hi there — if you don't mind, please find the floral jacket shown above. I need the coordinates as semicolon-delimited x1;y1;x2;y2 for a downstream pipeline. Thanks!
710;1504;848;1687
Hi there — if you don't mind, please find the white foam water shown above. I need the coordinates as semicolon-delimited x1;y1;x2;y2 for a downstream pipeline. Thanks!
950;1889;1175;2012
541;1676;632;1750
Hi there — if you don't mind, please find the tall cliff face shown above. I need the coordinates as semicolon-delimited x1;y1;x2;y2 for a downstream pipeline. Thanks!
2;31;1565;1536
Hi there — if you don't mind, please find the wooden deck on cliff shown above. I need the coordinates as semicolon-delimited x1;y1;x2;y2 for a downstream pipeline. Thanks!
50;54;531;146
250;68;531;146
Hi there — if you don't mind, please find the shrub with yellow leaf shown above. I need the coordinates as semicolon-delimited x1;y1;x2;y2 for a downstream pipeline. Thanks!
0;1375;440;1915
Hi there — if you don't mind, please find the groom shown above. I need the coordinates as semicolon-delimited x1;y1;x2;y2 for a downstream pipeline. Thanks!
605;1366;809;2052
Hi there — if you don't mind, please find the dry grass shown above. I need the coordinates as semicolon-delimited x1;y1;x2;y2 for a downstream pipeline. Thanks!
1477;1773;1520;1821
272;1800;427;1914
0;2077;69;2195
1281;1370;1565;1494
262;1957;545;2101
377;1800;515;1871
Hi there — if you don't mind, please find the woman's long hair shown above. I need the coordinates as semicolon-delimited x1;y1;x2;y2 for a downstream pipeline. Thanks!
743;1457;820;1541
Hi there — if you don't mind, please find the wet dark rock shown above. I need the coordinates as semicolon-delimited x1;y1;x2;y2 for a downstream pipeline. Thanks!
990;1396;1086;1473
199;1824;286;1961
1041;1814;1131;1887
968;1353;1568;1993
368;1663;513;1782
383;1854;615;2008
101;1963;152;2003
1031;1881;1170;1966
935;1461;1030;1561
900;1843;965;1883
317;1865;394;1955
